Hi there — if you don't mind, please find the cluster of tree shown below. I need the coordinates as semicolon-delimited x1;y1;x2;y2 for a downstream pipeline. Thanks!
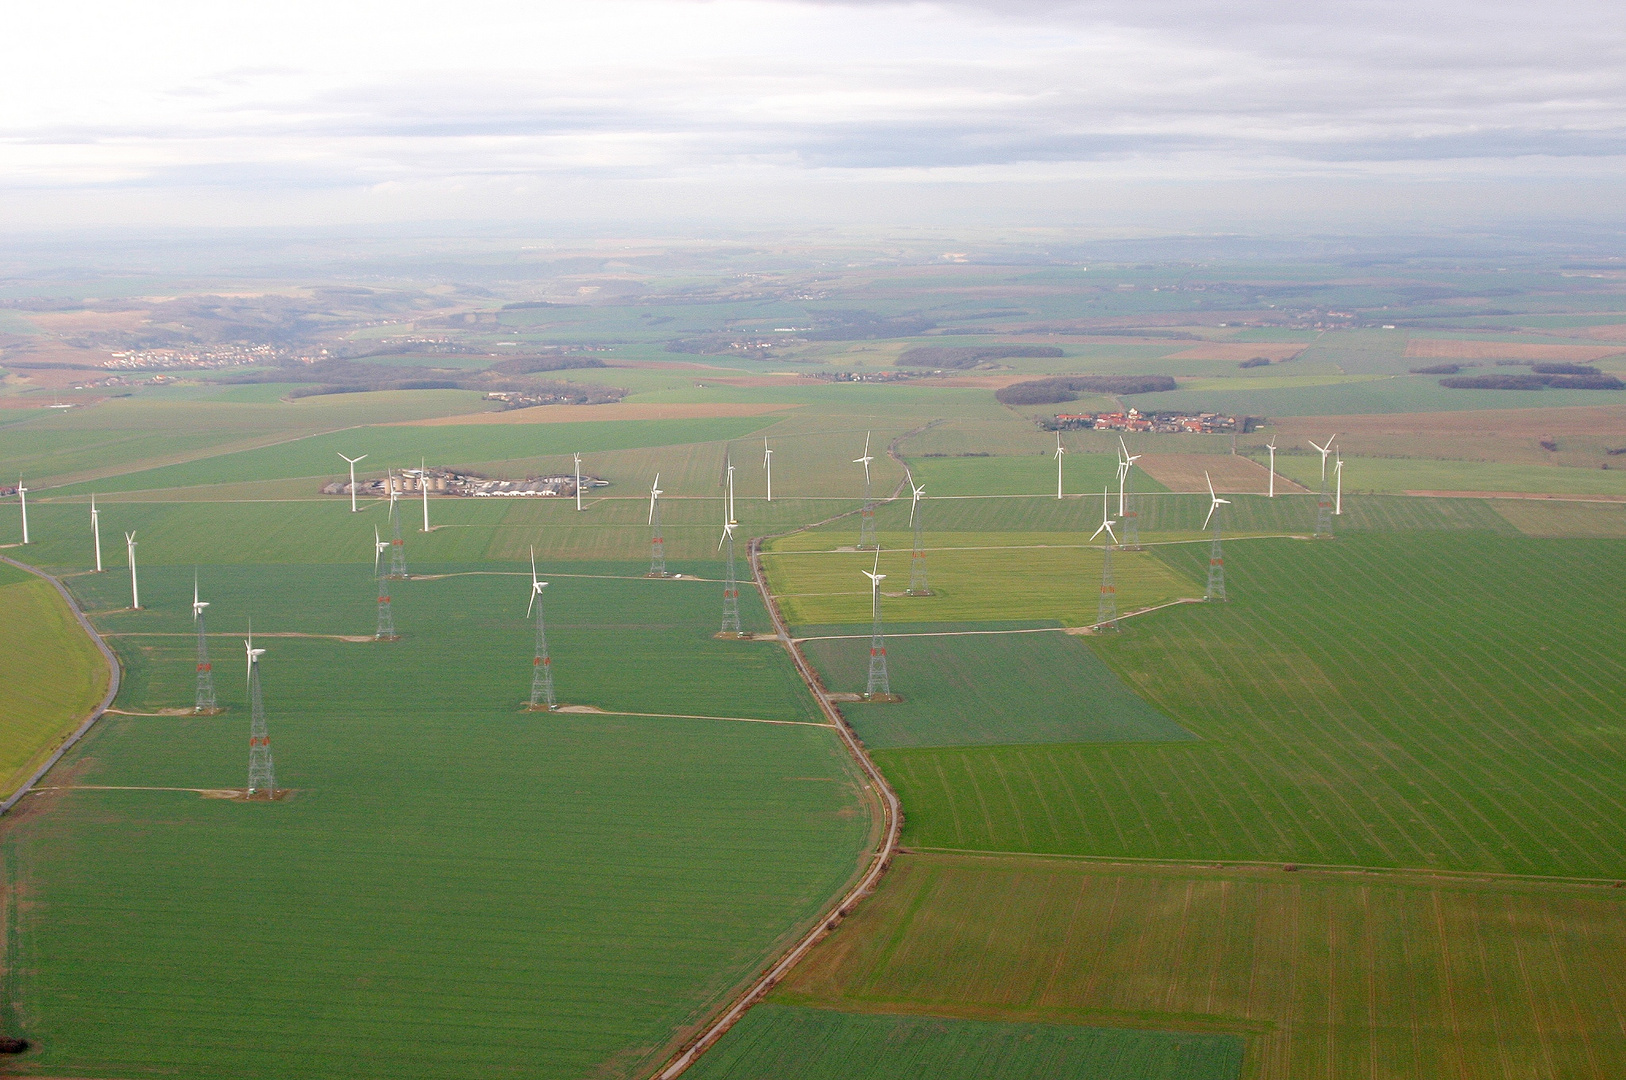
896;345;1063;369
1409;363;1461;374
1440;373;1624;391
995;374;1177;405
1237;356;1272;369
224;355;623;402
1531;362;1601;375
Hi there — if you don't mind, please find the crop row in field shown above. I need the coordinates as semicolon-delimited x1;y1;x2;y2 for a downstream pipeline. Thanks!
800;631;1195;749
776;853;1626;1080
0;564;109;798
686;1003;1244;1080
873;534;1626;877
2;563;871;1080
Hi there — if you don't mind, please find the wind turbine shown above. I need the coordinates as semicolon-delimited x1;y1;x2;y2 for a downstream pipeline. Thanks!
762;437;774;502
1053;432;1066;500
1090;484;1119;545
337;453;367;512
193;573;208;622
245;624;266;682
192;571;217;713
1308;435;1337;483
1265;440;1277;498
573;452;583;511
718;507;742;634
1334;451;1344;516
90;494;103;572
647;473;667;577
862;548;885;620
1117;437;1142;517
525;546;556;710
1203;472;1231;531
420;457;431;532
854;431;877;549
907;470;930;595
16;476;27;544
124;531;140;609
860;548;892;697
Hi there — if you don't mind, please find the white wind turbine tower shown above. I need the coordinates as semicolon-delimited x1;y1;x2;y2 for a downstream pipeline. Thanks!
15;476;27;545
647;473;667;577
763;437;774;502
1335;450;1345;516
1308;435;1337;483
1203;472;1230;602
420;457;431;532
526;546;556;711
124;531;141;609
90;494;103;572
854;431;877;549
1265;440;1278;498
1053;433;1066;500
1117;436;1141;518
338;453;367;512
574;453;584;511
861;549;892;699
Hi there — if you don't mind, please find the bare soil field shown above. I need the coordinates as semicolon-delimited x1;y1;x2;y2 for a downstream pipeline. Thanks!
1135;452;1307;494
1262;405;1626;468
1405;340;1626;361
1166;343;1306;361
397;401;801;426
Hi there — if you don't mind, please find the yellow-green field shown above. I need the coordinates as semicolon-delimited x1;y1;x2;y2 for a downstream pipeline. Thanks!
0;563;110;798
777;852;1626;1080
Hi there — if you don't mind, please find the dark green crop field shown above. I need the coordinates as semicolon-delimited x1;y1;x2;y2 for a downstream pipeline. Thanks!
1;560;871;1080
801;630;1195;749
877;534;1626;877
685;1003;1243;1080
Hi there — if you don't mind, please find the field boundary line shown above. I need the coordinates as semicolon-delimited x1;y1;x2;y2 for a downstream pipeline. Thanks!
650;425;923;1079
792;597;1205;642
580;710;835;729
0;556;122;817
906;847;1626;888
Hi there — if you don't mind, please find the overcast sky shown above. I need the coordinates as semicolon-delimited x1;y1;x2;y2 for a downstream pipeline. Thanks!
2;0;1623;231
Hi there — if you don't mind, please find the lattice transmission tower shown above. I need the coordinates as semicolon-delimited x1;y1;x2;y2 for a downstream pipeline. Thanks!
528;596;555;711
192;578;217;714
647;475;667;578
862;552;892;698
1314;477;1334;539
245;639;275;798
855;432;878;550
1119;483;1141;549
375;572;398;641
1097;544;1119;631
387;489;409;579
1205;526;1227;602
719;520;743;636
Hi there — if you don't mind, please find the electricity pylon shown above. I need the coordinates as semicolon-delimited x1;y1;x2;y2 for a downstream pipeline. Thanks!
647;474;668;577
245;629;275;798
854;432;878;550
1097;544;1119;631
907;474;931;595
387;481;409;579
862;550;892;698
526;549;556;711
719;515;742;636
192;576;218;713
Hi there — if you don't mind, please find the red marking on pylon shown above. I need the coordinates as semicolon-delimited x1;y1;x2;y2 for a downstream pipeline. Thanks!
380;595;390;603
533;656;542;666
543;657;551;666
197;662;211;672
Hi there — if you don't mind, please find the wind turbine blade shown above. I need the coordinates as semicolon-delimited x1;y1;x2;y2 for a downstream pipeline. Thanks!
872;548;881;576
1090;522;1106;540
530;545;538;586
527;587;536;619
1203;503;1216;530
1206;471;1217;499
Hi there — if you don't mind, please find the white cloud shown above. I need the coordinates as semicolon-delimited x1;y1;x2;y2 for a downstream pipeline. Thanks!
1;0;1623;227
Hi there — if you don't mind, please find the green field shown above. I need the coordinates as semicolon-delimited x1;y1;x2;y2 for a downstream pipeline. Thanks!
901;453;1170;498
0;563;109;799
875;534;1626;876
1270;454;1626;496
685;1003;1244;1080
1;559;872;1079
801;631;1195;749
775;853;1626;1080
764;541;1196;628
